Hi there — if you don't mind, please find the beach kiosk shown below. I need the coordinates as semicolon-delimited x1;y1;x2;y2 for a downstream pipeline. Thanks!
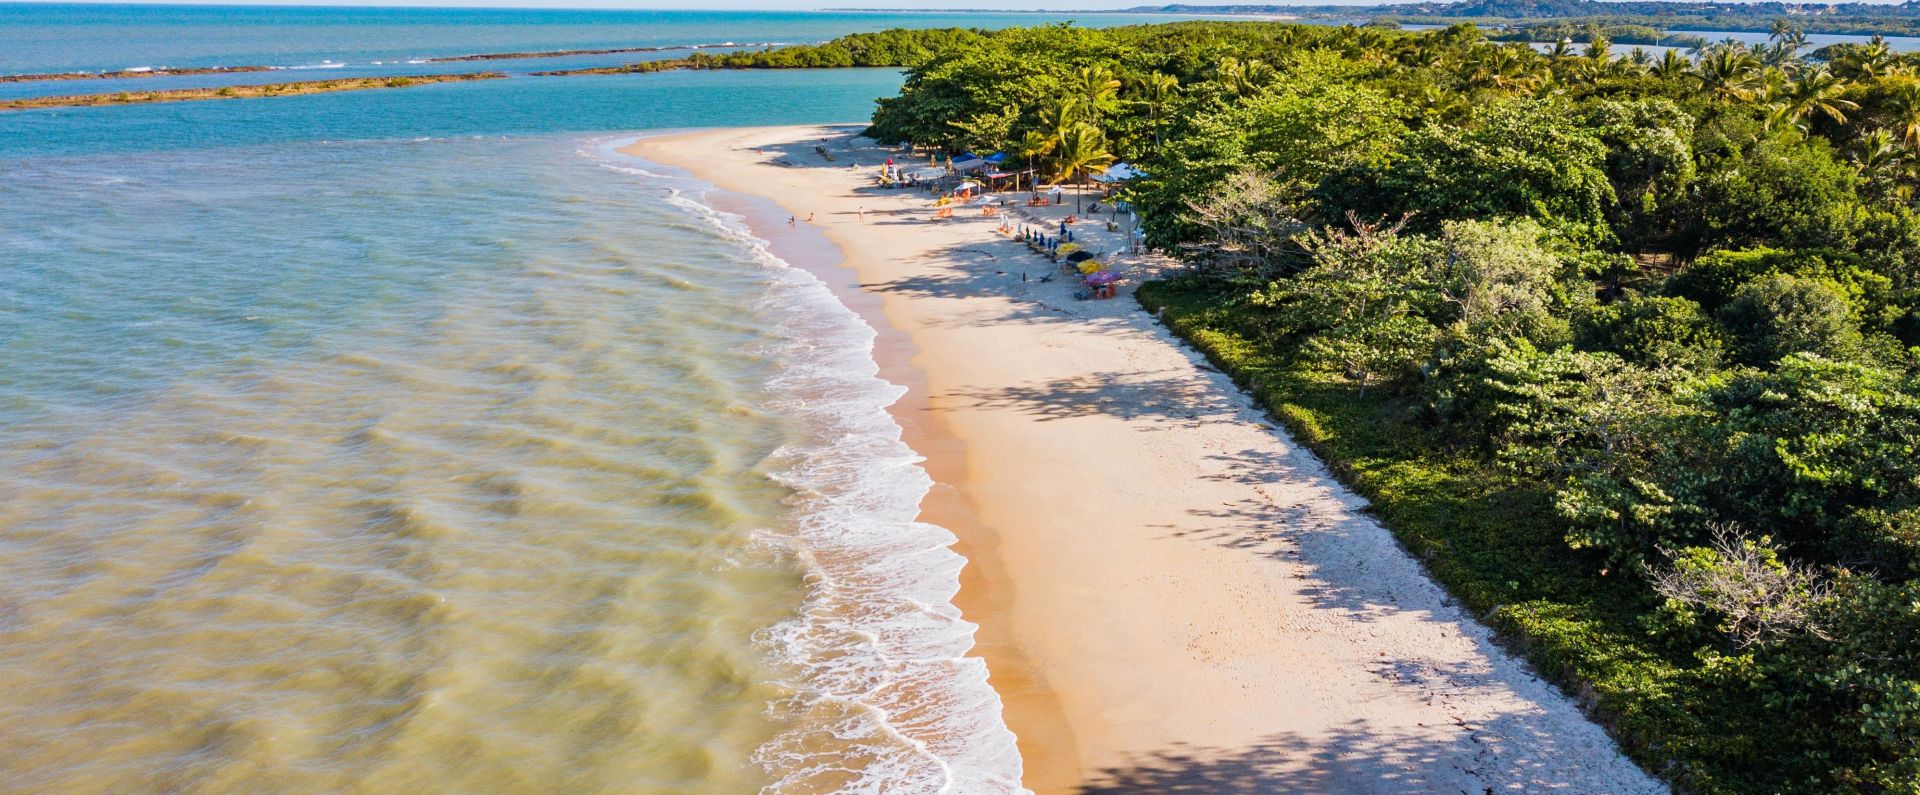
1090;162;1149;251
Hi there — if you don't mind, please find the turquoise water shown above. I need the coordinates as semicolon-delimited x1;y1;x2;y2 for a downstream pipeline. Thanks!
0;6;1156;792
3;4;1206;73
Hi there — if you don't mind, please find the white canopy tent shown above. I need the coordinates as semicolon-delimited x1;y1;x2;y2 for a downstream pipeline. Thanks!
1090;162;1149;183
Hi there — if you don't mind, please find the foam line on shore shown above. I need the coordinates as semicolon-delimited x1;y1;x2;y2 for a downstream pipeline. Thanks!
593;138;1028;793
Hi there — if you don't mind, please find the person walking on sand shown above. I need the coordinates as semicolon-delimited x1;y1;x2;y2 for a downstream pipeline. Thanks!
858;206;865;221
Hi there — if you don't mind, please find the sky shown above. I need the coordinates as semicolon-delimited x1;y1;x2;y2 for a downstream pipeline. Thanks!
7;0;1862;9
0;0;1387;9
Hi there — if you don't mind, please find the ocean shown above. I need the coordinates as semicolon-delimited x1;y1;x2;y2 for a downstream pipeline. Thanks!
0;4;1222;791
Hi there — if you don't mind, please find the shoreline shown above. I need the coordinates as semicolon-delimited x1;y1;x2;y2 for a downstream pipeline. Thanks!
626;125;1664;793
619;132;1083;790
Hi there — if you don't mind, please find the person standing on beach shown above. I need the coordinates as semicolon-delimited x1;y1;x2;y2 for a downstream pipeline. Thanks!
858;206;865;221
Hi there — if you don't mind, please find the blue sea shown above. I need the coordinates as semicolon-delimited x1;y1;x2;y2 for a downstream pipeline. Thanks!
0;4;1216;792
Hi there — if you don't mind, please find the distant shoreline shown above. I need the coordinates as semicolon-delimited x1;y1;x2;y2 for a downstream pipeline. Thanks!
0;72;503;112
0;42;791;83
0;66;275;84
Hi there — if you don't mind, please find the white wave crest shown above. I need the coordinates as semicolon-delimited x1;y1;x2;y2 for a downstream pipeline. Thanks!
635;159;1028;794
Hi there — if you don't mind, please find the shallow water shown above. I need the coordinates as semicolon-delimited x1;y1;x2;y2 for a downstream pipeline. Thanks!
0;5;1052;784
0;131;1021;792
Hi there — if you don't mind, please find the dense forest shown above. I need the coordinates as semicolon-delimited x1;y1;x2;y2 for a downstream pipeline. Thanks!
1131;1;1920;37
714;19;1920;793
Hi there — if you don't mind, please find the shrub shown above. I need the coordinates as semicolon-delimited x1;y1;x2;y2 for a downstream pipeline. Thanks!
1717;273;1862;365
1578;294;1725;369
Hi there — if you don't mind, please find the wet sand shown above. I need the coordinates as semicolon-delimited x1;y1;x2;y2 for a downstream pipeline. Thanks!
624;125;1665;794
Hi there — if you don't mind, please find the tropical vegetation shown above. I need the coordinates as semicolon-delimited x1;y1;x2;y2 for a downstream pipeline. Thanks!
830;19;1920;793
606;18;1920;792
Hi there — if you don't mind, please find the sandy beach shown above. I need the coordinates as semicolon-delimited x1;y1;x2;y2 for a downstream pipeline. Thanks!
624;125;1664;794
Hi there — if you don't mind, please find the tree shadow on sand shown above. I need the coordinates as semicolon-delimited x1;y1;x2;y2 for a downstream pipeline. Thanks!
936;370;1244;427
854;232;1152;332
1077;716;1649;794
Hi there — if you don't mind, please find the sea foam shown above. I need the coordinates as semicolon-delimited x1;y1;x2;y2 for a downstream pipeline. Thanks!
600;142;1028;794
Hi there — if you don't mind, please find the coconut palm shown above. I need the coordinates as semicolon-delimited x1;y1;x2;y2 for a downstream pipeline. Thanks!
1071;65;1122;123
1851;127;1901;174
1583;37;1612;64
1216;56;1274;97
1048;123;1114;212
1776;67;1859;127
1884;79;1920;148
1758;41;1802;70
1033;98;1079;143
1467;45;1548;93
1784;28;1810;53
1566;54;1609;86
1755;66;1794;105
1696;47;1763;102
1127;72;1180;153
1834;36;1898;80
1651;48;1693;80
1014;129;1054;192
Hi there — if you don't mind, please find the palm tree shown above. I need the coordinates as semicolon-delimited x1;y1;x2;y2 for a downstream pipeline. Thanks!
1851;127;1901;174
1567;55;1608;86
1071;65;1122;123
1768;19;1799;43
1834;36;1897;80
1216;56;1274;98
1884;79;1920;148
1014;129;1054;192
1049;123;1114;213
1583;36;1612;64
1127;72;1180;154
1848;128;1912;201
1755;66;1793;105
1696;47;1763;102
1785;28;1810;53
1651;48;1693;81
1467;45;1548;93
1757;41;1798;70
1547;38;1576;59
1034;98;1078;143
1777;67;1859;128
